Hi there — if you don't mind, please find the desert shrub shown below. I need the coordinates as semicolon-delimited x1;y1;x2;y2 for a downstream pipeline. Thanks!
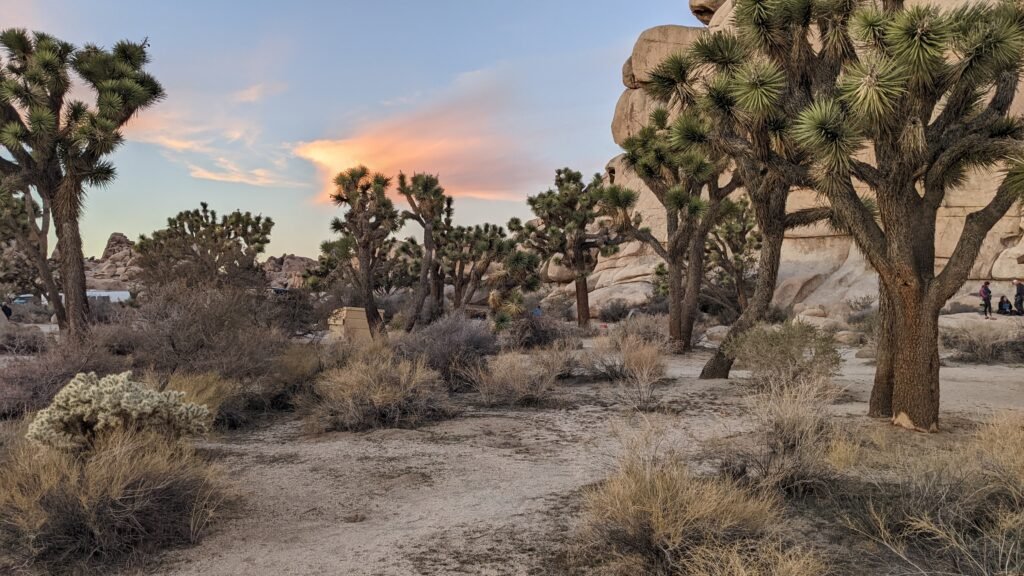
845;296;878;341
598;298;631;323
577;429;789;575
725;378;840;495
393;313;497;389
541;292;576;321
90;322;138;356
130;284;289;382
266;288;320;336
26;372;208;451
609;313;671;350
262;342;330;409
727;321;841;389
942;325;1024;364
8;300;52;323
0;323;47;354
582;337;628;381
464;353;556;407
617;336;667;412
163;372;244;428
500;314;579;350
845;413;1024;575
764;305;791;324
536;338;581;379
0;340;130;418
0;430;223;573
302;347;450;432
941;300;982;315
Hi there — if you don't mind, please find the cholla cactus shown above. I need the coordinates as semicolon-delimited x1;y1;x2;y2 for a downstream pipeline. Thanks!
27;372;209;450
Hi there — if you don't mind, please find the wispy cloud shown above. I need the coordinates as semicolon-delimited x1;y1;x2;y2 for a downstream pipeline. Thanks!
293;69;539;202
123;95;301;189
231;82;287;103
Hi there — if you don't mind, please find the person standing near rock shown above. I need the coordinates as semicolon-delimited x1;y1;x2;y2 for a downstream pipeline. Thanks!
1014;279;1024;316
980;281;994;319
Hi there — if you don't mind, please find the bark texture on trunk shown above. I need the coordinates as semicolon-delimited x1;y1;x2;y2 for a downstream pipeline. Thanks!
869;283;895;418
26;243;67;329
55;215;90;339
679;239;706;352
404;224;434;332
575;275;590;327
889;294;941;432
700;223;783;379
358;249;382;334
667;260;684;351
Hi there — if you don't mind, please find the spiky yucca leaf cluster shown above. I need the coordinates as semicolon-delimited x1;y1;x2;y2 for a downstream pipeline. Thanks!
27;372;209;451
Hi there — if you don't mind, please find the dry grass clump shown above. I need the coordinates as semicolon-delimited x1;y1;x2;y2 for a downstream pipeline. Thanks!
845;412;1024;575
576;429;824;575
0;429;223;574
617;336;667;411
393;313;497;389
464;353;556;407
609;313;671;350
942;324;1024;364
500;314;581;351
164;372;244;428
726;321;841;390
302;347;451;433
535;337;581;379
583;336;628;381
0;324;48;355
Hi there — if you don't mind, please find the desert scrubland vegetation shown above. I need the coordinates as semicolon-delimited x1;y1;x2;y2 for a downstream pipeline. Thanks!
2;0;1024;573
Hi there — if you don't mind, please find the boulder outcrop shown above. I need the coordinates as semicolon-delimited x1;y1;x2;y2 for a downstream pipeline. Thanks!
85;233;140;292
564;0;1024;319
262;254;317;290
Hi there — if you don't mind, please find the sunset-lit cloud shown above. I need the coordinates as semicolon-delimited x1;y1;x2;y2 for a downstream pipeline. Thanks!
293;69;539;202
231;82;287;103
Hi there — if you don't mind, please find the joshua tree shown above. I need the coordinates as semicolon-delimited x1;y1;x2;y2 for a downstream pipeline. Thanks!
0;192;59;315
601;108;740;351
704;197;761;320
397;173;449;330
486;249;542;323
509;168;623;327
787;0;1024;430
643;29;834;378
0;29;164;338
328;166;402;333
136;203;274;288
440;223;512;309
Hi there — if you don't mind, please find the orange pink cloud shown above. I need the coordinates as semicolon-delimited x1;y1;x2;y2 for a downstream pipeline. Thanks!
293;70;538;202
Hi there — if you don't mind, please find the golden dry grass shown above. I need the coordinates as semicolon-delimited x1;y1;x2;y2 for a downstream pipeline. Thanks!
464;353;556;407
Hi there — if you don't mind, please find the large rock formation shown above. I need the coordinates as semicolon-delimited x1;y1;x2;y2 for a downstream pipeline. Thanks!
571;0;1024;317
262;254;317;290
85;233;141;291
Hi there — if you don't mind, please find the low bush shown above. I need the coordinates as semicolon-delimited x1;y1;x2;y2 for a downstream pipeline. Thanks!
582;337;628;381
500;314;579;350
129;284;289;383
302;347;450;432
26;372;208;451
727;321;841;390
536;338;581;380
942;325;1024;364
163;372;244;429
393;313;497;389
598;298;631;323
576;429;810;575
845;413;1024;576
609;313;671;350
617;336;667;411
541;292;575;322
0;323;48;354
0;340;130;418
0;429;223;573
464;353;556;407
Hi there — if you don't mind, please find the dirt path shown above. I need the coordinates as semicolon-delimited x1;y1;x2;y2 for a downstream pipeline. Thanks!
149;352;1023;576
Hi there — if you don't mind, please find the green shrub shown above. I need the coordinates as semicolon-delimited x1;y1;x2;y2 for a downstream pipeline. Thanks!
27;372;208;451
726;321;841;389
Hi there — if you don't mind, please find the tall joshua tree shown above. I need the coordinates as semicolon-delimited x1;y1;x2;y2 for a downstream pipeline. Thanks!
601;108;740;351
397;173;449;330
329;166;402;333
788;0;1024;430
509;168;623;327
644;29;834;378
441;223;511;309
0;29;164;338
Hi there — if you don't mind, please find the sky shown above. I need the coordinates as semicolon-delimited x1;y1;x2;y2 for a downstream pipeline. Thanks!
2;0;700;258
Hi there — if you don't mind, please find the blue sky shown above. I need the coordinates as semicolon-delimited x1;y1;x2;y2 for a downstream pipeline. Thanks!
4;0;700;257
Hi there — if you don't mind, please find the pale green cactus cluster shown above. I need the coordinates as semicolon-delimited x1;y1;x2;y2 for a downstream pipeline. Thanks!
27;372;210;450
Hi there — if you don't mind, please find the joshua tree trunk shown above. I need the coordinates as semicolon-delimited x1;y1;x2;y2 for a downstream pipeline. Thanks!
889;290;941;431
357;248;382;333
575;274;590;327
869;283;895;418
679;239;707;352
700;219;784;379
19;234;67;329
667;258;684;351
405;223;434;332
54;213;90;339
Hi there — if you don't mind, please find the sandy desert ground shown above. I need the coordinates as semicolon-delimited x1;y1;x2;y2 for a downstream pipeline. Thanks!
127;348;1024;576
